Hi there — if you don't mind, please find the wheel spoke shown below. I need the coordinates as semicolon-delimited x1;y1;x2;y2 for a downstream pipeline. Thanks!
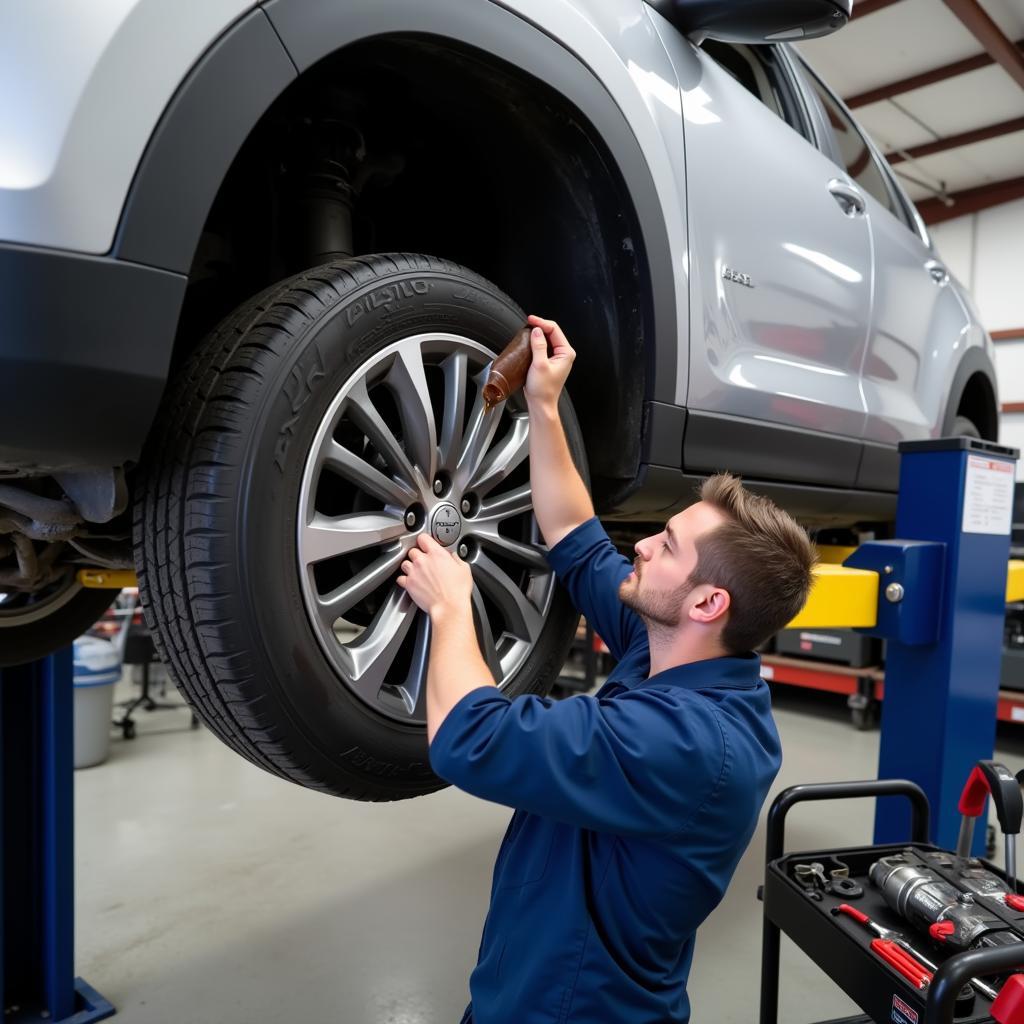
475;484;533;525
397;613;432;717
469;413;530;497
341;587;417;705
438;351;469;473
320;440;417;507
386;341;439;484
301;512;407;567
471;583;503;682
472;550;544;643
454;370;503;492
476;529;549;572
316;545;407;623
345;378;423;494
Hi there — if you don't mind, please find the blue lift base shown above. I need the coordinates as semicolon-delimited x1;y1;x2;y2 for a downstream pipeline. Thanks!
1;651;115;1021
6;978;115;1024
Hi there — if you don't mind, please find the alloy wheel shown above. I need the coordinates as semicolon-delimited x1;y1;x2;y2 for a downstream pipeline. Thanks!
297;333;554;724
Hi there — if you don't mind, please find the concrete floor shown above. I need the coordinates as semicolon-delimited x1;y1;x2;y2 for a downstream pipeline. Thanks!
74;670;1024;1024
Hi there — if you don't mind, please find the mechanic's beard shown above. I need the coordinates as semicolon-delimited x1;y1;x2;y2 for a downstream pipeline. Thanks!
619;571;695;635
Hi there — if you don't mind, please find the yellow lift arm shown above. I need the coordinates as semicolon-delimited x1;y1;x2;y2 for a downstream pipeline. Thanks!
789;551;1024;632
75;557;1024;631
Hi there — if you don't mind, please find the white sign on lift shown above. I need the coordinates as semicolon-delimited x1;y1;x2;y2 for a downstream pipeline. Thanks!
962;454;1015;536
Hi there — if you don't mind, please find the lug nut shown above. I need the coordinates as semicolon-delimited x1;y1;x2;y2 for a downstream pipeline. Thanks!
461;499;471;515
433;480;443;495
405;511;416;528
458;544;469;558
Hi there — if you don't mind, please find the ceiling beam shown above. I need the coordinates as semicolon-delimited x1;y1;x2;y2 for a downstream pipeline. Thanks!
941;0;1024;90
850;0;904;18
887;116;1024;164
916;176;1024;224
846;40;1024;108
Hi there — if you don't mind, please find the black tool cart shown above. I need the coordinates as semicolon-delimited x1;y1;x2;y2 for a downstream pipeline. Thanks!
760;777;1024;1024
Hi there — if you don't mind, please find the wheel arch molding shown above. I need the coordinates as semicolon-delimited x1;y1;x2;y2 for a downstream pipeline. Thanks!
942;346;1000;441
112;0;676;486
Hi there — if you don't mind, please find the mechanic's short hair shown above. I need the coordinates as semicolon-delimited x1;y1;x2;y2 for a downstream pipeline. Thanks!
691;473;816;655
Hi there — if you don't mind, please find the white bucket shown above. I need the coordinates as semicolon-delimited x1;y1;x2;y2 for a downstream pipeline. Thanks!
73;635;121;769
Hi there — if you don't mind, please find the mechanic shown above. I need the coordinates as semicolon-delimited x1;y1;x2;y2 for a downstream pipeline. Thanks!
397;315;817;1024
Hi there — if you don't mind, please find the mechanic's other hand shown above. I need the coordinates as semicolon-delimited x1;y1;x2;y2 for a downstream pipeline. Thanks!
524;314;575;408
397;533;474;620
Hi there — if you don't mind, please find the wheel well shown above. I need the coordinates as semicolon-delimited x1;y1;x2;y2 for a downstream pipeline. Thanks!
956;371;999;441
172;35;654;490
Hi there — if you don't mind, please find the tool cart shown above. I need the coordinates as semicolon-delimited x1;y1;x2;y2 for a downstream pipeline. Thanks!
760;767;1024;1024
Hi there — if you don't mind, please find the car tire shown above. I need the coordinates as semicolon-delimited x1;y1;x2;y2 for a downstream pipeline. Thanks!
0;583;115;668
134;253;587;801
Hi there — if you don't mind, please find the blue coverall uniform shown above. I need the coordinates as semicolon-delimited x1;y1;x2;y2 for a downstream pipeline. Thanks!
429;517;783;1023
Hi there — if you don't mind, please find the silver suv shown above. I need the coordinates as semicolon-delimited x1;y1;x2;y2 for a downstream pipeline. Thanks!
0;0;997;799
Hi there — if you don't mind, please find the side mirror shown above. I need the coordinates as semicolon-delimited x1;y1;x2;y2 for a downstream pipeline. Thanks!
647;0;852;45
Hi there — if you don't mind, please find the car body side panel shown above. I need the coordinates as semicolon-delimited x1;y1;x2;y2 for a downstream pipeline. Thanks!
650;21;872;452
0;0;256;254
860;200;977;443
790;51;997;444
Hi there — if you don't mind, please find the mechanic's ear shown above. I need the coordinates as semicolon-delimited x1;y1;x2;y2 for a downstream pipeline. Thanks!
688;586;730;625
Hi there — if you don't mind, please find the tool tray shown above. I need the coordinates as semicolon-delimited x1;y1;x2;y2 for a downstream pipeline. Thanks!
760;781;1024;1024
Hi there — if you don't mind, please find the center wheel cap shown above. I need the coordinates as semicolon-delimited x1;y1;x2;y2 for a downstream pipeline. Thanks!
430;503;463;547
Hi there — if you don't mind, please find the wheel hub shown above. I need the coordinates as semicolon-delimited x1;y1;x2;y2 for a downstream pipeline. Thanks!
429;503;462;547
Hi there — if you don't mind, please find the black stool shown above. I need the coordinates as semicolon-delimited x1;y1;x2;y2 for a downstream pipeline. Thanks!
113;624;198;738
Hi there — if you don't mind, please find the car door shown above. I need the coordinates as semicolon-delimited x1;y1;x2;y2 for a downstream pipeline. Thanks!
651;28;873;488
795;60;975;472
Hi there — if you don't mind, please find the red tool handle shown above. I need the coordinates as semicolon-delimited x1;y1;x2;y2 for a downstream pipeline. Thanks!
836;903;869;925
993;974;1024;1024
871;938;933;989
959;765;990;817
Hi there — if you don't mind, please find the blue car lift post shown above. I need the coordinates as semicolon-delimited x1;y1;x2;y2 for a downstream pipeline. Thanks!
1;646;115;1023
852;437;1021;849
761;435;1024;1023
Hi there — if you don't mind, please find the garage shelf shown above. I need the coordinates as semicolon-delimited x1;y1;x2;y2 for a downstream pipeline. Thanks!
763;653;1024;729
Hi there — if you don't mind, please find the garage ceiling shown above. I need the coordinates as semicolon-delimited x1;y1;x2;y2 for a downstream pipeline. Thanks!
795;0;1024;224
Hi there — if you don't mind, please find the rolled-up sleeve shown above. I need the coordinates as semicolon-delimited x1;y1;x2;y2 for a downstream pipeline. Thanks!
547;517;646;661
429;685;726;838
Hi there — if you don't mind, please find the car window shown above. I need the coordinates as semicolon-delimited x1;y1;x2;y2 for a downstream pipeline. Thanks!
800;66;910;228
701;41;812;143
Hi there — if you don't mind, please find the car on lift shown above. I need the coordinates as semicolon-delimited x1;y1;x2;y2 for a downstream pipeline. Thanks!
0;0;998;800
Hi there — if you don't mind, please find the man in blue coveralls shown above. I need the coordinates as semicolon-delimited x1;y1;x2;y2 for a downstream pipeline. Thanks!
397;315;817;1023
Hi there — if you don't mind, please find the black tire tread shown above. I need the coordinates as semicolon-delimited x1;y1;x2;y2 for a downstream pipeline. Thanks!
134;254;511;800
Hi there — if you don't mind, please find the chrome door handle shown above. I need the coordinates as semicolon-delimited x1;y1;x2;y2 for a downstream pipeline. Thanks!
926;260;949;285
828;179;866;217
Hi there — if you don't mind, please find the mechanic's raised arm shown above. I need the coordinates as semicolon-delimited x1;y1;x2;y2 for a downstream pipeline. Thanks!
524;315;594;550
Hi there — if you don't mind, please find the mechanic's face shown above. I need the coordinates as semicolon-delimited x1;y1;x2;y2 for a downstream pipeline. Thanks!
619;502;727;629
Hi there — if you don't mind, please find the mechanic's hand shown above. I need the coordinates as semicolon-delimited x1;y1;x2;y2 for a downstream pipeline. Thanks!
397;533;474;620
524;314;575;408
